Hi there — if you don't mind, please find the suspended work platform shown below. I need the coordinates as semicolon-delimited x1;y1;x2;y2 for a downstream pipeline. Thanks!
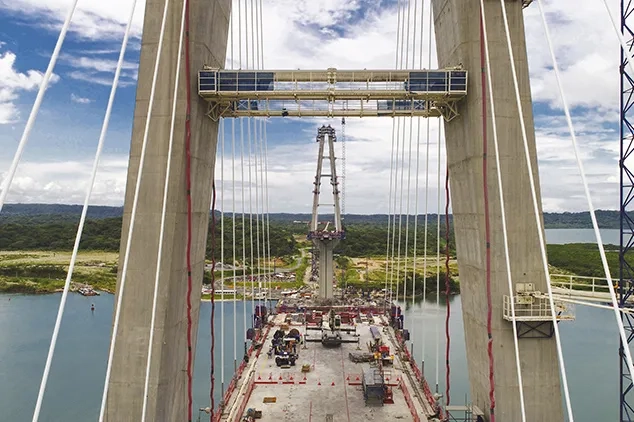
198;67;467;121
502;282;575;339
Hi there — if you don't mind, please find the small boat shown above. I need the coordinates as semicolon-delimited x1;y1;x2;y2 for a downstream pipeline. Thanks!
78;286;100;296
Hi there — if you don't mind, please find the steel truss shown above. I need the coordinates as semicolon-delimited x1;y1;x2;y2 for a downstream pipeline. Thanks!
621;0;634;419
198;67;467;121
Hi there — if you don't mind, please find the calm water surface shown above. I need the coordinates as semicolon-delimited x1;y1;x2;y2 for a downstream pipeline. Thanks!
0;293;622;421
0;229;625;420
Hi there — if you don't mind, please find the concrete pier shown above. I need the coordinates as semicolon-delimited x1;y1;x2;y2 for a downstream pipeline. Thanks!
315;240;336;299
432;0;563;420
104;0;231;420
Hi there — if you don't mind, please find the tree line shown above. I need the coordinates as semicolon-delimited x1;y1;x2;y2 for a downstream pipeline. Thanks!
0;214;625;280
1;203;626;229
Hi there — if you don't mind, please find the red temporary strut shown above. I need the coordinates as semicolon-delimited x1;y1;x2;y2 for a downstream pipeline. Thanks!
183;0;196;420
444;167;451;407
480;5;497;420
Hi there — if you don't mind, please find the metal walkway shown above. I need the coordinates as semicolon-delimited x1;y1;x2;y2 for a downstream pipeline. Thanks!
198;67;467;120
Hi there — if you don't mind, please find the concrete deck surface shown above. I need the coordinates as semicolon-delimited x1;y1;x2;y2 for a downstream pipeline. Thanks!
220;312;434;422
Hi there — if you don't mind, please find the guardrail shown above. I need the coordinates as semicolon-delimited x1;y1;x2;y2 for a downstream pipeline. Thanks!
550;274;615;294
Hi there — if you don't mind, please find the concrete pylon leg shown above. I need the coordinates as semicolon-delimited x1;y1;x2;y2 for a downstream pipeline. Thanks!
432;0;563;420
104;0;230;420
315;240;338;299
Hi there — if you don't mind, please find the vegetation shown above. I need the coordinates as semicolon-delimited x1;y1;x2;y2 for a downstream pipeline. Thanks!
0;251;118;294
1;203;625;229
334;222;455;258
547;243;620;278
0;205;627;296
0;215;298;260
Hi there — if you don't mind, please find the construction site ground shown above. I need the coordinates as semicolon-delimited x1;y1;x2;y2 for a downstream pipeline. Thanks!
219;312;436;422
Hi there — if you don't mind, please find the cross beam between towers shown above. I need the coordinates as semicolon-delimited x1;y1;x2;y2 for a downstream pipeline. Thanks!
198;67;467;120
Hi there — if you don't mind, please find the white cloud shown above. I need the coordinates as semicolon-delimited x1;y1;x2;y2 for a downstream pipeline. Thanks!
0;156;128;205
60;53;138;87
0;0;146;40
70;93;91;104
0;0;627;215
0;50;60;124
524;1;621;111
60;53;137;73
66;70;135;87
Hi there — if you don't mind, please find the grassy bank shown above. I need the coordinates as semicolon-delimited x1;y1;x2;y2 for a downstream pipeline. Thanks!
0;242;621;296
0;250;117;294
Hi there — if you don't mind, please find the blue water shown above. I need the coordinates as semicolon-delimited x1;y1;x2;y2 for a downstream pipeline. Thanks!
0;294;252;421
0;229;625;420
546;228;620;245
0;292;622;421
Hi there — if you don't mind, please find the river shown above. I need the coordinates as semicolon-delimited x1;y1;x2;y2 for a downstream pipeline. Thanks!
0;228;624;421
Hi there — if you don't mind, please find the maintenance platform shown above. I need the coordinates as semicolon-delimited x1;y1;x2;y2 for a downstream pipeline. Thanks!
214;301;442;422
198;67;467;120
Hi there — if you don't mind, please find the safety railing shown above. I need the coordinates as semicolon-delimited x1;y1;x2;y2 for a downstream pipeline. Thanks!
199;68;467;95
502;294;575;321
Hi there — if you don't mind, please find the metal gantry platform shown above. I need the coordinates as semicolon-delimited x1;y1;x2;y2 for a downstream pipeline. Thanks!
503;282;575;339
198;67;467;121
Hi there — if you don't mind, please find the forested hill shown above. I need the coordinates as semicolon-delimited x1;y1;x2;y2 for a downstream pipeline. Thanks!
0;204;622;229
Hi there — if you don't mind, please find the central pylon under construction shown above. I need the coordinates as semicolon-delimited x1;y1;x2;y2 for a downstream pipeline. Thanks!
308;125;345;299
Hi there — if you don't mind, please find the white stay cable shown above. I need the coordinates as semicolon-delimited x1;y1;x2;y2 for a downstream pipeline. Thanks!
257;123;267;306
252;0;258;71
98;0;170;419
391;119;402;304
230;0;238;374
410;0;422;313
262;5;272;308
403;120;414;302
237;0;241;69
400;0;413;303
256;0;272;308
434;118;442;392
386;0;402;306
263;125;272;306
31;2;137;420
250;0;256;74
391;29;405;304
250;0;263;310
140;0;186;418
0;0;79;214
253;119;262;307
498;1;574;418
602;0;634;78
394;0;411;304
259;0;264;70
421;0;433;368
220;119;225;394
241;119;247;341
403;0;418;305
232;119;238;370
248;117;255;315
542;0;634;380
396;120;406;304
480;1;526;418
385;121;398;304
237;0;247;351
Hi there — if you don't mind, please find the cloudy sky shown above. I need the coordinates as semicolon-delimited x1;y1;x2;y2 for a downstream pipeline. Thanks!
0;0;626;214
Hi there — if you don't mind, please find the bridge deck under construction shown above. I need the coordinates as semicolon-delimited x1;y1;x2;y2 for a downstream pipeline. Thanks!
217;309;438;422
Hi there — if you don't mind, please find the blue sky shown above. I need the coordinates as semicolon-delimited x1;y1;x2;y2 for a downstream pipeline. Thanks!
0;0;627;213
